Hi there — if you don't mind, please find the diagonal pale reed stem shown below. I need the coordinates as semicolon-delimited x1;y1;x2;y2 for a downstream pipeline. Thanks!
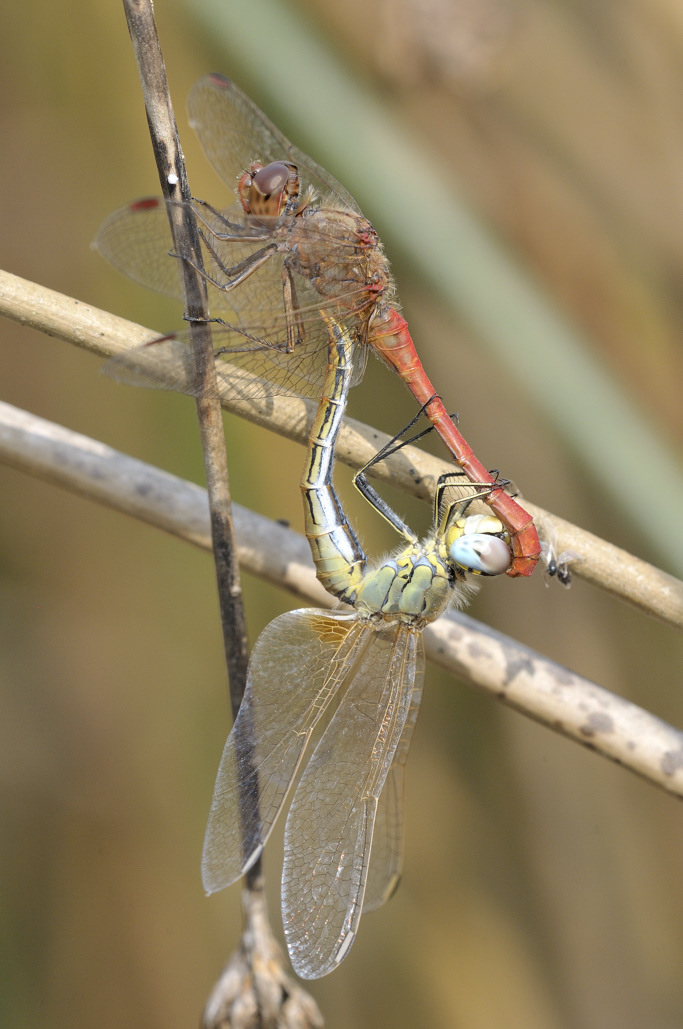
1;398;683;800
1;267;681;630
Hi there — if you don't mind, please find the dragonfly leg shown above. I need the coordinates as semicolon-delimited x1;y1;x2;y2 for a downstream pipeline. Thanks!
352;407;445;543
434;469;511;514
368;305;541;576
359;396;440;471
190;196;273;242
178;312;292;356
187;230;279;290
434;471;511;538
353;477;417;543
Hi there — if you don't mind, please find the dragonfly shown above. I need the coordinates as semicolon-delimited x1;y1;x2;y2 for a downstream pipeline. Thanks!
201;312;513;979
95;73;539;578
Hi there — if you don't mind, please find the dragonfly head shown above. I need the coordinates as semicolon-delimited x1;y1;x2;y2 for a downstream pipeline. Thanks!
237;160;301;218
446;514;512;576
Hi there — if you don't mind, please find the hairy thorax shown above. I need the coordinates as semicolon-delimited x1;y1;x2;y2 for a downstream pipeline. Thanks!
353;539;471;627
286;208;393;308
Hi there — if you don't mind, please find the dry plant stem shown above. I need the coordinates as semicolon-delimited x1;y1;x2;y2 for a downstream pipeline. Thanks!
121;0;248;722
111;10;271;1023
202;870;324;1029
2;399;683;801
1;268;681;630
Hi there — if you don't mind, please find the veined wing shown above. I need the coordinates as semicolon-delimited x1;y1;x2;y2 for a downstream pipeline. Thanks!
188;74;361;214
94;198;189;305
282;622;422;979
95;199;374;326
98;319;363;405
94;199;369;401
201;609;374;894
363;638;424;913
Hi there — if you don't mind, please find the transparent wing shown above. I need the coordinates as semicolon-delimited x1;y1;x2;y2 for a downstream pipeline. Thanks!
187;74;361;213
282;623;423;979
201;609;373;894
96;196;369;323
94;198;187;303
363;638;424;913
98;321;362;405
94;198;369;402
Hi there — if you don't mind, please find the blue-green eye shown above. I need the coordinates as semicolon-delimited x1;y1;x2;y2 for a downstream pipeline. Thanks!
450;534;512;575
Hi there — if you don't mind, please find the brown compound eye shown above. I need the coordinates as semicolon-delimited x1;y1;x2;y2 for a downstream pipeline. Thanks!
252;162;291;198
246;161;300;216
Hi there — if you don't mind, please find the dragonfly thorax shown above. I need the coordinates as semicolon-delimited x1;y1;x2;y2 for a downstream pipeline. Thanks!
289;208;392;308
353;538;474;627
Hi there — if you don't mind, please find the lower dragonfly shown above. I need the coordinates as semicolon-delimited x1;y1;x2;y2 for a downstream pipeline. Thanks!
96;73;539;577
201;313;513;979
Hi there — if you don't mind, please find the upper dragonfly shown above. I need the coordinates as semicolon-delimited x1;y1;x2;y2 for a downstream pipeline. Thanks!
96;73;539;577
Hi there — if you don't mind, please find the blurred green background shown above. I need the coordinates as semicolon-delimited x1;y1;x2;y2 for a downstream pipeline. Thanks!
1;1;683;1027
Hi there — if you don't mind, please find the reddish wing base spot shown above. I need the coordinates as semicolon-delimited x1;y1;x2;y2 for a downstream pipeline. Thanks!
129;197;162;212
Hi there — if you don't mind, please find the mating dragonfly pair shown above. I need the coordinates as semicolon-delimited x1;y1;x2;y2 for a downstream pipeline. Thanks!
97;74;540;979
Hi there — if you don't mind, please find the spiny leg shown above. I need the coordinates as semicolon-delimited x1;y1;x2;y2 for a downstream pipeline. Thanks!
351;395;442;542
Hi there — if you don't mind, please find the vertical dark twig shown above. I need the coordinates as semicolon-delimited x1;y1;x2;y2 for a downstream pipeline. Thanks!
120;0;248;717
119;3;323;1025
120;0;261;879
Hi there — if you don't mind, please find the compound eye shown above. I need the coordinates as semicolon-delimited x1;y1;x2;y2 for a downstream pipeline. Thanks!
450;534;512;576
252;162;290;198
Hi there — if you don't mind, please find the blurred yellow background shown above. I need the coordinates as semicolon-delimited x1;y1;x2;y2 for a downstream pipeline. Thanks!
1;1;682;1027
